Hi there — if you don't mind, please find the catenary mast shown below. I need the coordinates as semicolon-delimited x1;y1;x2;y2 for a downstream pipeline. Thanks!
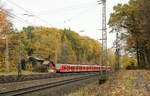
98;0;107;66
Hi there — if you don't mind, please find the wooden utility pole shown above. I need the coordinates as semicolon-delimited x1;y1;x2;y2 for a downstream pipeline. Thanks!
5;35;9;72
0;35;9;72
18;40;22;77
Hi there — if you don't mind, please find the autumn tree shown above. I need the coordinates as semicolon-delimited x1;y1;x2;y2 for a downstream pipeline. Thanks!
0;4;14;71
108;0;150;69
18;27;103;66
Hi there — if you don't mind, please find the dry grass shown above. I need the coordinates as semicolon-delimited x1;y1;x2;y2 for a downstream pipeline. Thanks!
0;71;47;76
67;80;98;96
67;70;150;96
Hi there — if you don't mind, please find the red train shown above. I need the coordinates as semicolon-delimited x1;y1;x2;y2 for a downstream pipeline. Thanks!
55;64;111;72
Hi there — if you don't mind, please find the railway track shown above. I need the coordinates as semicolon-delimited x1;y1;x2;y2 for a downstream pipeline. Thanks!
0;73;99;96
0;72;96;83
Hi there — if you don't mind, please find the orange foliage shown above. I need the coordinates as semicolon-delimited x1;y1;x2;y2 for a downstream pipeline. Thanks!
0;8;9;33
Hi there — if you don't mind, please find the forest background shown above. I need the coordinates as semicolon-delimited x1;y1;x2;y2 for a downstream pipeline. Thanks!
0;0;142;72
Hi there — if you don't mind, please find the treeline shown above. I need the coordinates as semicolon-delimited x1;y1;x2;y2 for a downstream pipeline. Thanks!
108;0;150;69
0;25;104;71
0;2;137;72
21;26;102;65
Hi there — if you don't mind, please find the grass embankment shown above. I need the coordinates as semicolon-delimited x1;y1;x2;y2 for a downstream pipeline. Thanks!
67;70;150;96
0;71;48;76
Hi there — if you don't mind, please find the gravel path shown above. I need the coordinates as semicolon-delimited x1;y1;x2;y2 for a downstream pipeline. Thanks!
0;74;88;92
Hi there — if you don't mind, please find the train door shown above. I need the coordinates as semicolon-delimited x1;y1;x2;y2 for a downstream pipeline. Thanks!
67;64;70;72
83;66;85;71
87;66;89;71
77;66;79;72
102;66;104;70
92;66;94;71
72;65;74;72
74;65;75;72
60;65;64;72
96;66;98;71
63;65;67;72
70;65;72;72
108;66;111;70
80;66;82;71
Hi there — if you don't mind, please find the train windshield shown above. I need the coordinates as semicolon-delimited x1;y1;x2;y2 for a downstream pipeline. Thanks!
56;64;61;69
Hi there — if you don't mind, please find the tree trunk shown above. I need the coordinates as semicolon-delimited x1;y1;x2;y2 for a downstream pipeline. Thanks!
145;48;150;69
136;39;141;69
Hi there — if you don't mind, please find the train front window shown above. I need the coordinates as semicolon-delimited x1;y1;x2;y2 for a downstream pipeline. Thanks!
56;64;61;69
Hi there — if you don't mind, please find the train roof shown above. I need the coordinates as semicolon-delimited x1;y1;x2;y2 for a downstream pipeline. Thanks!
56;64;110;67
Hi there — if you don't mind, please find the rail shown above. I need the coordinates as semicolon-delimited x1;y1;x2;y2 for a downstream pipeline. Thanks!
0;73;99;96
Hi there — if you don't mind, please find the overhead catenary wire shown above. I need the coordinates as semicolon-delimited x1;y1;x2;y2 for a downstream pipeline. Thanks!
63;5;99;29
4;0;101;33
0;8;32;29
5;0;98;27
3;9;33;25
6;0;53;27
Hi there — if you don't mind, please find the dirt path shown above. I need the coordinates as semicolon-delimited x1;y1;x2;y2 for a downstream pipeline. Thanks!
135;71;150;95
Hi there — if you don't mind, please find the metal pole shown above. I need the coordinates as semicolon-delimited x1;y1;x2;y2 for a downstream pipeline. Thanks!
55;46;58;64
115;28;120;71
101;0;107;66
84;50;86;64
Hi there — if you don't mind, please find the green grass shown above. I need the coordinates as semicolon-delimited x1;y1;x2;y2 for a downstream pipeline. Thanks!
125;72;135;88
141;71;150;80
125;79;134;87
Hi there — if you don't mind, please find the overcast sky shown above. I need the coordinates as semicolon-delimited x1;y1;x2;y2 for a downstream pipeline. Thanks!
2;0;129;48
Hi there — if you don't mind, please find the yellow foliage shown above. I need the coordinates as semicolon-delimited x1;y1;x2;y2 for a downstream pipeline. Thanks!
121;56;137;68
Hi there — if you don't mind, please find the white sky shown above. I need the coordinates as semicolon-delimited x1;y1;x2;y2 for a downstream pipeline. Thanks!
1;0;129;48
